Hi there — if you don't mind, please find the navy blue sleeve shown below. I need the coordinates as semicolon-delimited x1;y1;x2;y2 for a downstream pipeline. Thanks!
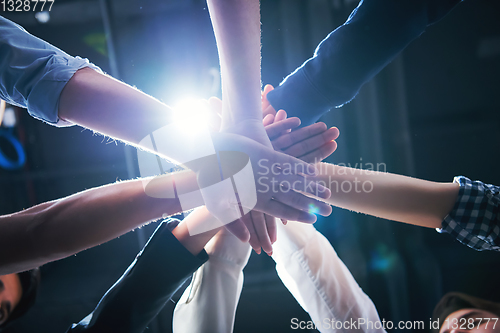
67;221;208;333
266;0;462;125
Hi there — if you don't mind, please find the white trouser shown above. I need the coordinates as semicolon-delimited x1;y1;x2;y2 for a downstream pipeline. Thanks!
173;221;385;333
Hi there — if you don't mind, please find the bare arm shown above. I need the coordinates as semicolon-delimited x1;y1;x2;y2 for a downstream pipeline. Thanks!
172;207;223;255
59;67;174;146
316;163;459;228
206;0;262;127
0;172;197;275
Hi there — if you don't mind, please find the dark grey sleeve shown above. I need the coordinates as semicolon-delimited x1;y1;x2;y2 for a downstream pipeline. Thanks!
267;0;462;125
67;221;208;333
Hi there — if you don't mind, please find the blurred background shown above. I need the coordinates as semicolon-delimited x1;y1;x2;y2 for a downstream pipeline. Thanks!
1;0;500;331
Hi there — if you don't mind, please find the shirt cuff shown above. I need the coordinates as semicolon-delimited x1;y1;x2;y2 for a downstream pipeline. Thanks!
266;67;334;125
27;56;102;127
438;176;500;251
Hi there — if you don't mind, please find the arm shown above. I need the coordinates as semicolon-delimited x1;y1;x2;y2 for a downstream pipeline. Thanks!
173;223;251;333
206;0;262;127
173;220;386;333
316;163;459;229
58;67;175;145
205;92;338;253
0;172;196;275
273;221;385;333
267;0;462;125
68;209;220;333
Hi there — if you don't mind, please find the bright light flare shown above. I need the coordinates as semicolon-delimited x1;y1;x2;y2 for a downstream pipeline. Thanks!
172;98;214;134
308;203;319;215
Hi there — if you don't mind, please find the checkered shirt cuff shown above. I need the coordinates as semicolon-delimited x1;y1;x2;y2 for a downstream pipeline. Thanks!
438;176;500;251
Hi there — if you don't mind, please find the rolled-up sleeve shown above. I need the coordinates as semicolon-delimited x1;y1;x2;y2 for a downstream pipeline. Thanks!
0;16;102;127
438;176;500;251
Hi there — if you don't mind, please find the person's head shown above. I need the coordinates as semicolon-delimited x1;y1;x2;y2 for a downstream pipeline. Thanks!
0;269;40;330
433;292;500;333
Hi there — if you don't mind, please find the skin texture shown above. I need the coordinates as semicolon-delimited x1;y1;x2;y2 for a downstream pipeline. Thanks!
205;94;339;254
440;309;500;333
315;163;460;229
206;0;262;126
0;174;185;275
262;83;458;230
0;273;22;325
171;207;223;256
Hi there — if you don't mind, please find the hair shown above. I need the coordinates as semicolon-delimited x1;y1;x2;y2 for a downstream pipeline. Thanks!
0;268;41;330
432;292;500;332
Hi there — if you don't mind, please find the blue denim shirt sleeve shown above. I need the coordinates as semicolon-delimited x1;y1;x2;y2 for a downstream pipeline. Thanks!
266;0;462;125
0;16;102;127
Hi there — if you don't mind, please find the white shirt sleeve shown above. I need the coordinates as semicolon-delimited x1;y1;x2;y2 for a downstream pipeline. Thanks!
273;221;385;332
173;219;384;333
0;16;102;127
173;230;252;333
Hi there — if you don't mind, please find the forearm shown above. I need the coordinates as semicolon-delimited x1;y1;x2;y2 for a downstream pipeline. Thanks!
207;0;262;126
0;174;191;274
317;163;459;228
172;207;222;255
59;68;175;145
274;222;384;332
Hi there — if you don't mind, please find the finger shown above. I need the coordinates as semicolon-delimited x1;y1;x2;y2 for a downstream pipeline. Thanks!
265;214;278;245
275;173;331;200
262;84;275;108
283;127;340;159
298;140;338;163
262;104;277;119
262;84;274;97
280;219;288;226
273;188;332;217
261;199;317;223
261;149;319;176
272;122;328;151
250;212;273;255
243;213;263;254
208;96;223;116
263;113;275;127
274;110;291;136
224;218;250;243
274;109;287;123
266;118;300;139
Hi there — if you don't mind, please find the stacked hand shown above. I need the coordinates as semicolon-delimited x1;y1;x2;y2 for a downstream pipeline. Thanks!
205;85;339;255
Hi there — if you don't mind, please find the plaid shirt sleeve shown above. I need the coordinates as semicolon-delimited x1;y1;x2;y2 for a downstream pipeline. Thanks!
437;176;500;251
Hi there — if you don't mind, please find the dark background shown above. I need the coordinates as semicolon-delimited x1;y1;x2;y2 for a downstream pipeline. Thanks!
1;0;500;332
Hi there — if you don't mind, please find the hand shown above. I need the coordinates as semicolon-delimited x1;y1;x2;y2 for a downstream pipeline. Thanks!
209;130;332;220
202;96;334;251
265;110;340;163
230;102;340;254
